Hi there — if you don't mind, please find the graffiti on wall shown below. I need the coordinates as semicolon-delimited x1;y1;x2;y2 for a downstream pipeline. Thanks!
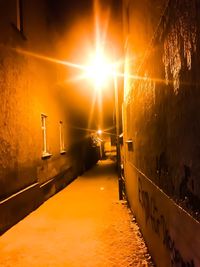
138;177;195;267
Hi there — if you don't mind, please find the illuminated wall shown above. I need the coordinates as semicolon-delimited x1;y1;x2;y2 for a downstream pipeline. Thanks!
123;0;200;266
0;0;97;234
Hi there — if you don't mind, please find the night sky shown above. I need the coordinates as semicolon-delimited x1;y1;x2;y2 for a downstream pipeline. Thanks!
47;0;93;32
47;0;121;31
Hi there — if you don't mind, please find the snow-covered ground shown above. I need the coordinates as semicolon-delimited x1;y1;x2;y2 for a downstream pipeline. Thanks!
0;160;154;266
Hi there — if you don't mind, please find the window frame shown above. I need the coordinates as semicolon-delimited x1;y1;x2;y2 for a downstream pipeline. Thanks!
16;0;24;33
59;121;66;154
41;114;52;159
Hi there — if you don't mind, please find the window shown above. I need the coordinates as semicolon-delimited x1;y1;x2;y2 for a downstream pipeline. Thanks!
41;114;51;158
59;121;66;154
16;0;23;32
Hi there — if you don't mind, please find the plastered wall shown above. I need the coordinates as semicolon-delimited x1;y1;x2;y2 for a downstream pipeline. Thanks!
123;0;200;266
0;0;92;232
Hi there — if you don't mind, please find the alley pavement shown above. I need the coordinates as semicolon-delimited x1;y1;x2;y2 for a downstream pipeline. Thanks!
0;160;154;267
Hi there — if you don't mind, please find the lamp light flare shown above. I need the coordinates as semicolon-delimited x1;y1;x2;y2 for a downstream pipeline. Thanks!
14;46;167;86
13;48;87;71
85;50;114;89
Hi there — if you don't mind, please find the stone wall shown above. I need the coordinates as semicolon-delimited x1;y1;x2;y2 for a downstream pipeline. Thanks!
123;0;200;266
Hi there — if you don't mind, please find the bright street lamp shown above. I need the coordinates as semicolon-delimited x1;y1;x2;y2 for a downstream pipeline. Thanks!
85;48;123;200
85;49;115;89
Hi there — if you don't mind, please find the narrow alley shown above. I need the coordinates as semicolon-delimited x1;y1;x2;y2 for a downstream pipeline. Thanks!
1;1;200;266
0;160;153;267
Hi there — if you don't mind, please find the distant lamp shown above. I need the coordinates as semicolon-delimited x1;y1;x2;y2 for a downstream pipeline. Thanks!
97;129;102;135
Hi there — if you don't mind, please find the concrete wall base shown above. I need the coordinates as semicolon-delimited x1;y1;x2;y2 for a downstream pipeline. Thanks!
40;167;75;200
0;183;43;235
0;168;76;235
125;161;200;267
